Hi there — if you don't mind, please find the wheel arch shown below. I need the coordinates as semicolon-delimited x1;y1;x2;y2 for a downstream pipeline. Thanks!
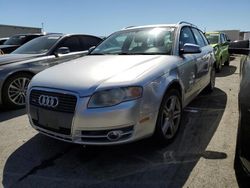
162;80;183;108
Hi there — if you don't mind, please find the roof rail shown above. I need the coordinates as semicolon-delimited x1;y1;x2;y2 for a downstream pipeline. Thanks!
177;21;197;28
122;26;136;30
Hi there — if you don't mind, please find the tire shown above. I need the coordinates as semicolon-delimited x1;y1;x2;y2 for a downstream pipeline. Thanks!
205;66;216;93
154;89;182;144
216;58;222;73
2;73;33;109
224;56;230;66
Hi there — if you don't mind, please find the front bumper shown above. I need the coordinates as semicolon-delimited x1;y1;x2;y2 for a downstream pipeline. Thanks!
27;87;157;145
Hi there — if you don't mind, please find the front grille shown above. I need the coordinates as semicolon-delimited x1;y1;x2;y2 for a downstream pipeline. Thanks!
30;90;77;113
32;119;71;135
81;126;134;143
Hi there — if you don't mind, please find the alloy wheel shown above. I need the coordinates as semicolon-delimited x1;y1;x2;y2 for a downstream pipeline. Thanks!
160;95;181;139
7;77;30;106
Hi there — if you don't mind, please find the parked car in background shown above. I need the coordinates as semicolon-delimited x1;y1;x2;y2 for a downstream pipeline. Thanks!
0;37;9;46
229;39;250;178
0;33;44;54
27;22;215;145
0;33;102;108
206;32;230;72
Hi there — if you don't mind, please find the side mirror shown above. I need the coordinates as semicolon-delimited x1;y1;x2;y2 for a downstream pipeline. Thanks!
55;47;70;57
88;46;96;53
180;43;201;54
228;40;250;55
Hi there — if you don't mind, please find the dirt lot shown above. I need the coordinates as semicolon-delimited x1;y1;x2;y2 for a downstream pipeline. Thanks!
0;57;249;188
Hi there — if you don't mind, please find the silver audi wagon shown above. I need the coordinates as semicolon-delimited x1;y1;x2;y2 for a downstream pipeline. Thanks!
27;22;215;145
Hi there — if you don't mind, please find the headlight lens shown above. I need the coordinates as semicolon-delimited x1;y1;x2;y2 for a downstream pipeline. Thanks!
88;86;142;108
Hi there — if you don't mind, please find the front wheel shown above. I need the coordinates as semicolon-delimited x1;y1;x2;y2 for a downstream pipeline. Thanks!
154;89;182;144
216;58;222;73
205;66;216;93
224;56;230;66
2;73;32;109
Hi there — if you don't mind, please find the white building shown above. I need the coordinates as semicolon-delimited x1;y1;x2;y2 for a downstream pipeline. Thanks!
0;24;41;38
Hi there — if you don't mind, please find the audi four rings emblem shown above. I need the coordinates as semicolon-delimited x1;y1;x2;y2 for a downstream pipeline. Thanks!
38;95;59;108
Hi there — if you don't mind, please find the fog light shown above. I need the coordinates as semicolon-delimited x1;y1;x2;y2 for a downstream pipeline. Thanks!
107;130;123;141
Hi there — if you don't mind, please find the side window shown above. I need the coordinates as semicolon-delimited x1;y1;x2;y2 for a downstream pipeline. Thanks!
220;34;225;43
79;36;102;50
24;35;39;43
57;36;81;52
191;28;206;47
199;31;209;46
179;27;196;49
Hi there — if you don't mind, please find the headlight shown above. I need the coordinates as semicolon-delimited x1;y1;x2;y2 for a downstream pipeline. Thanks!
88;86;142;108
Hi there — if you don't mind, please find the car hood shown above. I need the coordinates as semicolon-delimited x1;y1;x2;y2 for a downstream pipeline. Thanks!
31;55;176;96
0;54;42;66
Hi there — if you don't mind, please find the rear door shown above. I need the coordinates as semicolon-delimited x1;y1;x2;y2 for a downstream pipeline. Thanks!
191;28;211;90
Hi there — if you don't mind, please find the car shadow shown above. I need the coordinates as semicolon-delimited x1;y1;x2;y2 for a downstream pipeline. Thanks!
234;155;250;188
0;106;26;122
216;65;237;77
2;88;227;188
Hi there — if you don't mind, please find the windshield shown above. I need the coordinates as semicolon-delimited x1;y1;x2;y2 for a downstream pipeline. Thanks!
91;27;175;55
12;35;61;54
206;34;219;44
3;35;27;45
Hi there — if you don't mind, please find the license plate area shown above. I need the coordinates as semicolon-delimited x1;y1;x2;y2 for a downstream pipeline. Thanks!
30;105;74;135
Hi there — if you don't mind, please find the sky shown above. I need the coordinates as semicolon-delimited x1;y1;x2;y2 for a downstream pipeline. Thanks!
1;0;250;36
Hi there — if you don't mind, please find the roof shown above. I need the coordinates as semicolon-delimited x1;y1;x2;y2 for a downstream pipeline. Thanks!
122;24;177;30
122;21;197;30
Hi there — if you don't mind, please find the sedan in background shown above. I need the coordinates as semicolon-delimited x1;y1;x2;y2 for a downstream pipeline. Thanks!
206;32;230;72
0;33;44;54
0;37;9;46
229;39;250;178
0;33;102;108
27;22;215;145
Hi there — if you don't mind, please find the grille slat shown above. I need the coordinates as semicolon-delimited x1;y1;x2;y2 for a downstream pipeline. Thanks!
30;90;77;113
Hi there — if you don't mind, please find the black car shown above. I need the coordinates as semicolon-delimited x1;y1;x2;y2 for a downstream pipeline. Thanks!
229;40;250;179
0;33;44;54
0;33;102;108
0;37;9;45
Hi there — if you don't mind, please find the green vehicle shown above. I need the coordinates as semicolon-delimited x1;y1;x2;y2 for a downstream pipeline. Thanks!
206;32;230;72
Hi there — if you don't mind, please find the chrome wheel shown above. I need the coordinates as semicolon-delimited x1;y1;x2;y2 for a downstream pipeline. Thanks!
159;95;181;139
7;77;30;106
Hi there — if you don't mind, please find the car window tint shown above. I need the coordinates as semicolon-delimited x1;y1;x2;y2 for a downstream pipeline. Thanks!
199;31;209;46
220;34;225;43
179;27;196;49
191;28;206;47
79;36;102;50
57;36;81;52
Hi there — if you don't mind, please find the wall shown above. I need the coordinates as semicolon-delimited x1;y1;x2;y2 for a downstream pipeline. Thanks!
0;24;41;38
